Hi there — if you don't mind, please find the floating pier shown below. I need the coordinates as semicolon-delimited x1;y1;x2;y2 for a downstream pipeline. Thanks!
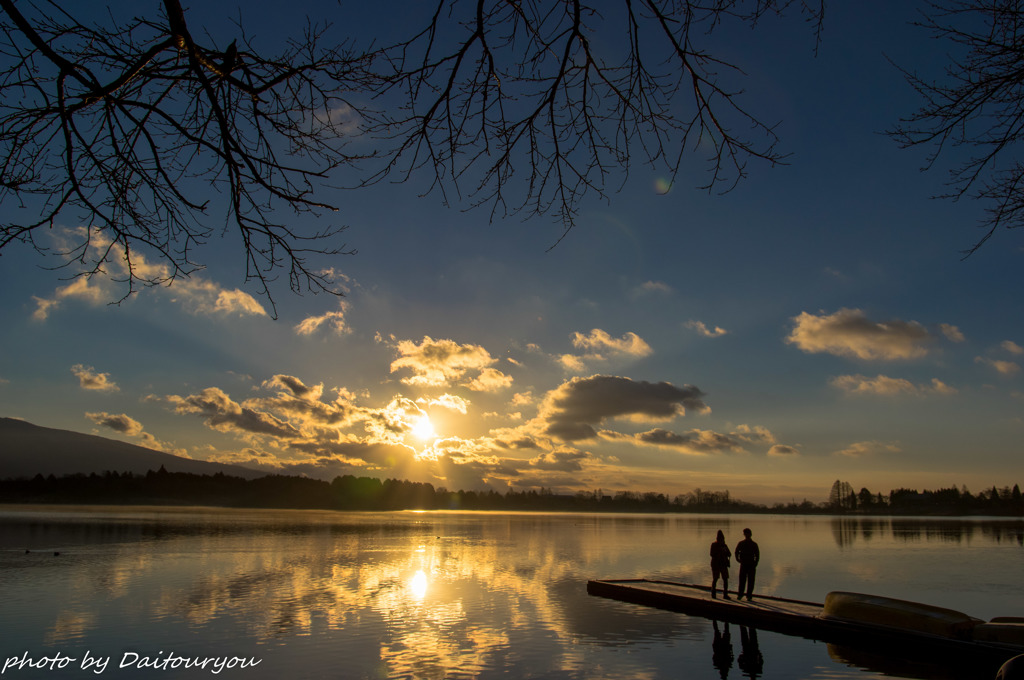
587;579;1024;664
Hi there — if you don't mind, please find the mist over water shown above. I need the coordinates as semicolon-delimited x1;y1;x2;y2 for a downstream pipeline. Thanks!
0;506;1021;679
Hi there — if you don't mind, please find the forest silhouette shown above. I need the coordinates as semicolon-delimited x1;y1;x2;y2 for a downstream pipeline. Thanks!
2;469;1022;516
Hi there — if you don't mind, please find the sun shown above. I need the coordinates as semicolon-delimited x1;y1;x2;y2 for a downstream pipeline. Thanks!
410;415;436;441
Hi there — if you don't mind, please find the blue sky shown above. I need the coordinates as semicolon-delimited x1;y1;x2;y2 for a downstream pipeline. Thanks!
1;0;1022;504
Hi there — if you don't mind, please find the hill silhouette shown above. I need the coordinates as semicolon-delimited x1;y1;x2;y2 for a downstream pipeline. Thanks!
0;417;262;480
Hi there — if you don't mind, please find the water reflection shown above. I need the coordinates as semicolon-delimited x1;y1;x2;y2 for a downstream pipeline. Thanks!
830;516;1024;548
709;622;764;679
1;507;1022;680
708;622;765;680
737;626;764;678
711;621;733;678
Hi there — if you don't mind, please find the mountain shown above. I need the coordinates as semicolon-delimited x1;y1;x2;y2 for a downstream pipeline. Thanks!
0;418;264;480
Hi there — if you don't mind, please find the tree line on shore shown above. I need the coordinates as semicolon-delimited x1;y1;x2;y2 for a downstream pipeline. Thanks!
2;469;1023;516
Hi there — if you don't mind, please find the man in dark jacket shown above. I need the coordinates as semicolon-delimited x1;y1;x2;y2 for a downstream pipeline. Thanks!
735;528;760;601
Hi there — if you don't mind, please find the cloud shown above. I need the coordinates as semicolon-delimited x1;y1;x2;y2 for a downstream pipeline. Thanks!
510;392;534;407
1001;340;1024;355
830;374;957;396
572;329;653;357
170;279;267;317
635;281;672;295
86;411;143;436
423;394;471;414
939;324;966;343
31;228;266;320
295;301;351;336
629;428;745;454
529;448;592;471
559;329;652;372
603;423;778;455
33;278;108;321
32;276;109;319
768;444;800;456
250;375;357;427
975;357;1020;376
558;354;587;372
262;374;321;400
731;424;777;444
538;375;709;441
158;379;435;470
71;365;119;392
834;441;902;457
84;411;176;452
389;336;507;389
464;367;514;392
685;320;728;338
163;387;302;439
786;308;935;360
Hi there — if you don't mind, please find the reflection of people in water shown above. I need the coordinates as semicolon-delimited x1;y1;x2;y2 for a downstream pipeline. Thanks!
734;528;760;601
737;625;764;679
710;530;732;599
711;620;734;679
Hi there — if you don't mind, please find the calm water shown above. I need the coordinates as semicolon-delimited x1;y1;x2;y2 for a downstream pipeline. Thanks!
0;506;1021;680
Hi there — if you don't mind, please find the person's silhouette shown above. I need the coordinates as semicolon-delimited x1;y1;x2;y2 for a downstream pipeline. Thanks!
734;528;760;600
710;529;732;599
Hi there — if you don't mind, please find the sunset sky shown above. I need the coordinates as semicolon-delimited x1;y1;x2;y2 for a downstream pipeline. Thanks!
1;0;1022;505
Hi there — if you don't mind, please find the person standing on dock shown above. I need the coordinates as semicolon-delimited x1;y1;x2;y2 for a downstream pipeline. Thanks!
735;527;760;601
710;530;732;599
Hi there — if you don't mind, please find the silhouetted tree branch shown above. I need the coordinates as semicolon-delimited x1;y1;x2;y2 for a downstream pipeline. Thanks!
364;0;824;244
0;0;371;315
0;0;824;309
890;0;1024;256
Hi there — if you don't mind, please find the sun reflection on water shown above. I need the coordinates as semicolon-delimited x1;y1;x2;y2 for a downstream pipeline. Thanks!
5;509;1021;679
410;569;428;599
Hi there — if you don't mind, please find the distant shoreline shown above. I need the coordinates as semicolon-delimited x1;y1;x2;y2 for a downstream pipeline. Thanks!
2;469;1022;517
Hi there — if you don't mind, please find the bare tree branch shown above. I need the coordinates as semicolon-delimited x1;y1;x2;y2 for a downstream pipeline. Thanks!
0;0;373;316
0;0;825;310
360;0;824;244
890;0;1024;256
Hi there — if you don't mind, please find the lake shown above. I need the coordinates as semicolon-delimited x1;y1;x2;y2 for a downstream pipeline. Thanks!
0;505;1021;679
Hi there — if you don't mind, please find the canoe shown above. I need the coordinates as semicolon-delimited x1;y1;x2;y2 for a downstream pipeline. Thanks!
821;591;983;639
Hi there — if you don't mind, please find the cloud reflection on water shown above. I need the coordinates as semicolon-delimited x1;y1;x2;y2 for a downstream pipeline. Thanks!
2;508;1022;679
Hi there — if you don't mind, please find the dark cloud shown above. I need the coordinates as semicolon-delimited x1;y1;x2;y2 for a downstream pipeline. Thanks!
85;411;142;436
165;387;301;439
529;449;591;471
265;374;314;398
540;375;708;441
634;428;742;453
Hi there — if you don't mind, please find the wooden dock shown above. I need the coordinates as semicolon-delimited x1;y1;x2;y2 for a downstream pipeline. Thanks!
587;579;827;639
587;579;1024;666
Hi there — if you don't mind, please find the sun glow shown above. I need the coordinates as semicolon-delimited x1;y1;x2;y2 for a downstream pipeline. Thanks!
410;415;436;441
410;570;428;599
